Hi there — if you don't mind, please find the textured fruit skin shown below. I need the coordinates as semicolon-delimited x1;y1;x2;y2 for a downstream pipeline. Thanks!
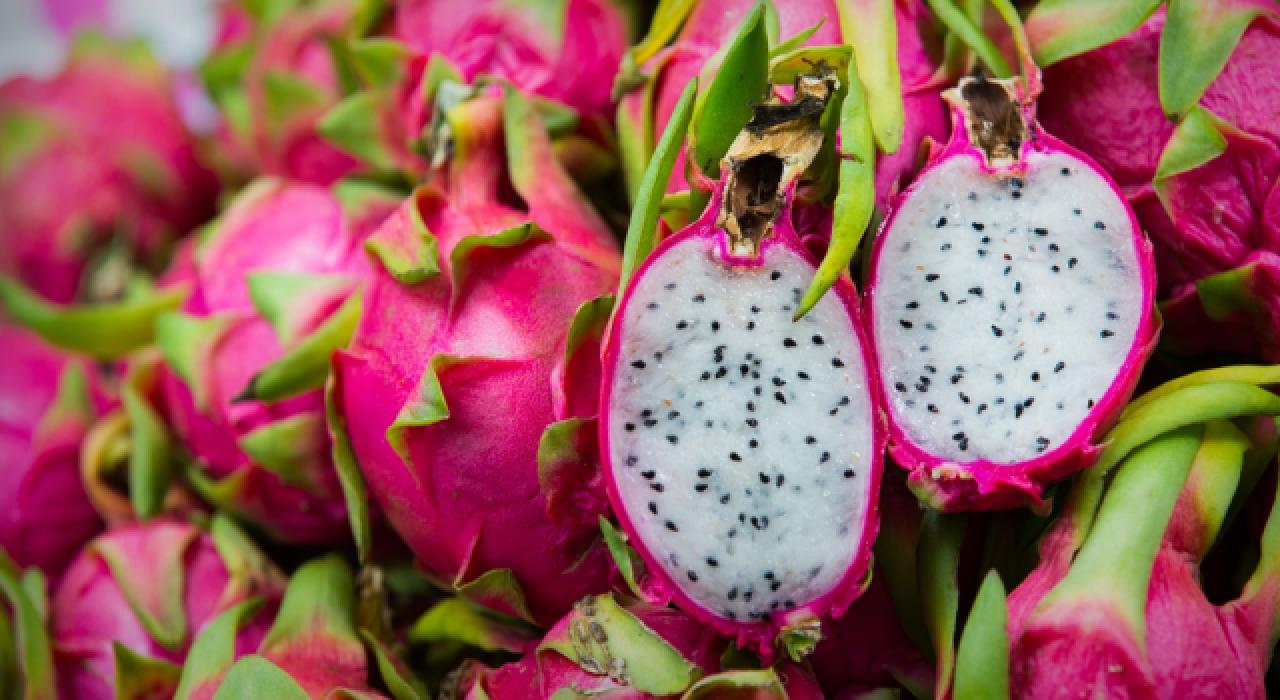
334;96;620;627
1038;8;1280;360
394;0;629;120
599;179;884;654
0;36;217;303
629;0;948;206
158;180;395;544
50;520;281;700
0;324;103;580
866;94;1161;512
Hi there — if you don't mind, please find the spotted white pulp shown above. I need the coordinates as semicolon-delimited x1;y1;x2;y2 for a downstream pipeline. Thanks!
607;236;875;623
872;150;1142;464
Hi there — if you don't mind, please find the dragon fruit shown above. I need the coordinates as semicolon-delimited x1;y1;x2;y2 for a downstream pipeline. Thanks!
171;553;421;700
600;68;882;656
617;0;949;211
51;516;285;700
331;88;621;627
1027;3;1280;361
393;0;630;121
866;71;1159;512
0;32;217;304
152;177;400;544
0;323;103;580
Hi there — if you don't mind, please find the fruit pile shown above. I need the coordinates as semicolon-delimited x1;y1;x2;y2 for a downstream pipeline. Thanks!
1;0;1278;698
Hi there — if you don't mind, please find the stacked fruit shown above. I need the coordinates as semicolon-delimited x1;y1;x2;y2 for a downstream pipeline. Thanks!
1;0;1278;698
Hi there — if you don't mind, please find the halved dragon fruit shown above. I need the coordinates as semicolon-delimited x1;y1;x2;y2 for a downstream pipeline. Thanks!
601;69;882;655
0;32;216;304
1028;4;1280;361
51;516;284;700
866;74;1159;511
153;177;400;544
0;323;103;580
332;89;620;627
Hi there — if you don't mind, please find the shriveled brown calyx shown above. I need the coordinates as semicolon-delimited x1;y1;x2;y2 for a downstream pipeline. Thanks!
716;67;838;257
948;75;1030;167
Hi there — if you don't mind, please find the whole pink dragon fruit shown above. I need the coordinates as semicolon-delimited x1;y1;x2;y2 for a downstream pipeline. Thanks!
617;0;949;211
51;515;285;700
0;32;217;303
153;177;400;544
866;72;1159;511
171;554;418;699
331;89;621;627
393;0;630;120
1028;3;1280;361
0;323;103;580
600;68;883;657
1007;412;1280;699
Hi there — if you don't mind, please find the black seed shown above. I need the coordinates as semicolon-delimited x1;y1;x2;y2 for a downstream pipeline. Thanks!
1101;330;1115;338
1061;167;1070;176
747;402;755;412
969;192;977;200
770;580;782;592
625;423;636;432
981;236;991;244
958;438;969;450
707;558;718;567
693;294;706;302
819;452;831;463
753;386;762;396
900;319;914;329
749;439;758;448
705;420;713;428
906;301;920;309
916;382;928;393
716;367;728;379
927;404;939;413
832;358;845;368
941;243;952;251
972;222;985;231
642;409;652;417
919;375;932;385
743;591;753;602
1004;266;1012;276
655;352;664;362
843;469;855;478
951;374;962;385
728;588;738;600
740;364;750;377
1025;397;1034;407
647;302;659;310
978;403;988;414
1055;361;1065;372
631;360;646;369
752;372;760;380
649;502;658;514
775;392;787;404
798;371;810;380
695;483;709;493
677;320;689;329
667;435;679;444
698;469;712;479
1036;312;1046;323
644;419;658;427
992;325;1004;337
1052;265;1061;273
711;321;720;332
926;273;940;282
1034;227;1048;236
1094;221;1106;230
1011;177;1024;188
1038;436;1050;447
751;516;760;529
751;305;761;313
773;377;786;387
996;372;1004;382
940;291;950;302
1014;350;1025;361
653;483;664;492
1049;243;1060;252
936;217;948;228
730;452;741;462
666;521;678;532
895;382;908;392
759;472;771;484
969;286;983;296
721;494;731;504
701;371;711;381
1015;404;1025;418
960;392;970;404
626;456;638;466
839;396;851;405
746;418;758;428
1012;190;1022;199
1015;281;1022;294
1106;312;1119;320
953;432;966;441
812;335;825;345
776;475;785;487
747;321;756;330
1032;372;1041;381
1089;399;1096;408
783;338;797;348
665;283;676;290
806;436;817;444
979;249;989;257
771;270;782;280
688;570;698;582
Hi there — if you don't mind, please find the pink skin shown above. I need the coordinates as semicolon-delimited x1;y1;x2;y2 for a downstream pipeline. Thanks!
0;41;217;303
51;522;276;700
393;0;628;120
599;180;885;657
0;325;103;581
41;0;108;35
1038;9;1280;356
865;95;1160;512
334;98;619;627
1161;250;1280;362
159;182;394;544
638;0;949;208
809;565;933;698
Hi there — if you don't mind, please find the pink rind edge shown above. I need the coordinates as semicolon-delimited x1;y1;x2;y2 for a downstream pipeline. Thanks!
598;180;887;659
864;97;1161;513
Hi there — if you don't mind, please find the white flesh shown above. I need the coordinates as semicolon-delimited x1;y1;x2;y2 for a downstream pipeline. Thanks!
608;237;875;622
873;150;1143;464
